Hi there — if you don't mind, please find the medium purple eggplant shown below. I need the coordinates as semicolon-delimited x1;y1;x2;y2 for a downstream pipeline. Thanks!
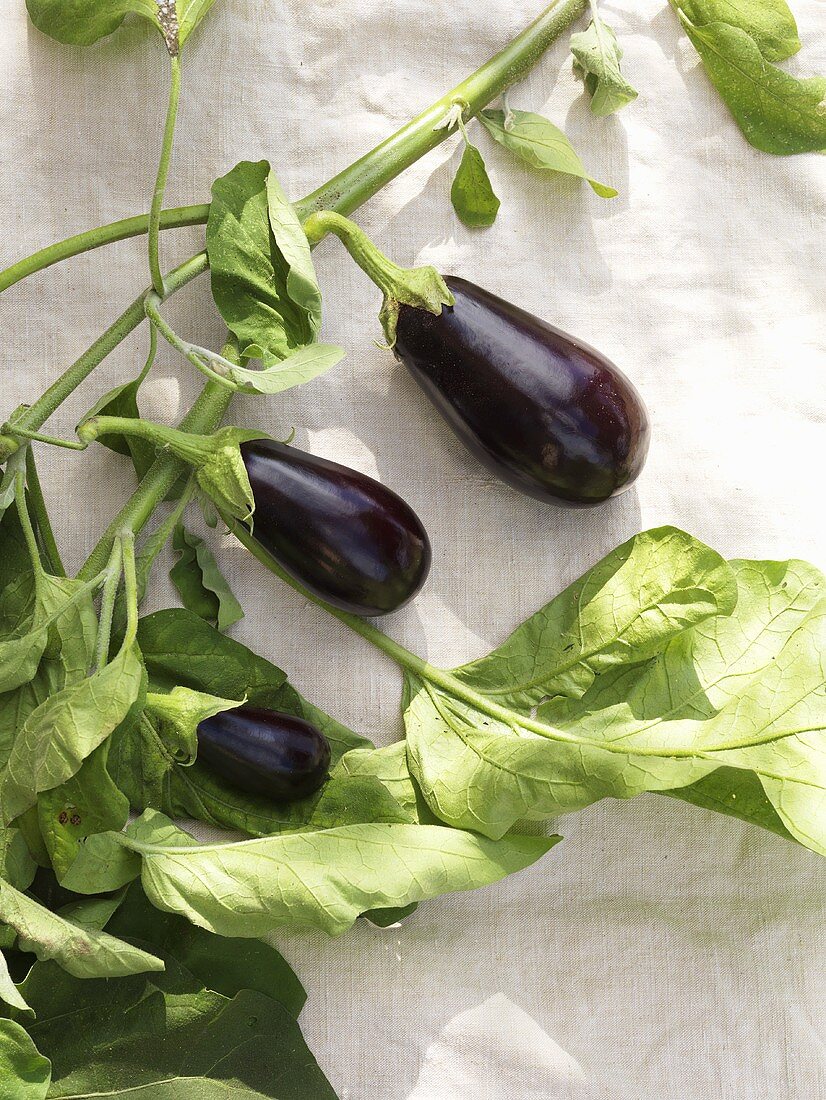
240;439;431;616
394;277;650;506
196;705;331;802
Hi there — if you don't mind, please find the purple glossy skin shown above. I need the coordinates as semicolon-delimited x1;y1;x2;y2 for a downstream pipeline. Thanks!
196;705;331;802
240;439;431;616
394;277;650;506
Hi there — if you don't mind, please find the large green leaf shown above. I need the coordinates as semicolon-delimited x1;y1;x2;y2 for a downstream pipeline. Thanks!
405;529;826;850
0;1019;49;1099
541;559;826;852
207;161;322;364
0;879;162;978
19;957;337;1099
107;883;307;1017
663;766;795;841
26;0;218;50
0;509;32;598
677;12;826;154
1;642;143;823
453;527;737;712
479;109;617;197
673;0;801;62
63;809;558;937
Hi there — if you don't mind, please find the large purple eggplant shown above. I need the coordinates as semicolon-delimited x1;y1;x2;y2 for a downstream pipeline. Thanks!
394;277;650;506
197;705;331;802
240;439;431;616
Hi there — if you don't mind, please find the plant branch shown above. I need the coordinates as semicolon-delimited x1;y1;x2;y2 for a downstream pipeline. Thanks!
148;55;182;294
7;253;208;441
0;0;586;292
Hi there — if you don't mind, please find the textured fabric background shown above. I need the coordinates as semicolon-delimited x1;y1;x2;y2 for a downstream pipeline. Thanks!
2;1;825;1096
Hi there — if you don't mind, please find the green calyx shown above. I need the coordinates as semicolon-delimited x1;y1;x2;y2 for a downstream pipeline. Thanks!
78;417;267;524
302;210;454;346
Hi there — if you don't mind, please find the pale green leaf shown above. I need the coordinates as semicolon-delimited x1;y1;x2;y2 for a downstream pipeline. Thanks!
480;109;618;197
0;952;31;1014
232;343;345;395
451;140;501;227
1;642;143;823
0;879;163;978
170;525;243;631
406;530;826;849
64;810;559;937
454;527;738;712
678;13;826;154
571;17;638;116
0;1019;49;1099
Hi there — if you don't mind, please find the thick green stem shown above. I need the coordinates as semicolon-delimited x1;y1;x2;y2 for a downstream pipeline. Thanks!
8;253;207;439
148;56;182;294
0;0;586;293
24;449;65;577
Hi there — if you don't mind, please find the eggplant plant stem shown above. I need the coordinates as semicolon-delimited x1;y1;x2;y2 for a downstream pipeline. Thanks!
148;55;182;295
0;0;586;293
24;448;66;577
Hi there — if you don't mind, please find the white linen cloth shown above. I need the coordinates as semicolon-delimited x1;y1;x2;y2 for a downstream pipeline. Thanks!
2;1;825;1096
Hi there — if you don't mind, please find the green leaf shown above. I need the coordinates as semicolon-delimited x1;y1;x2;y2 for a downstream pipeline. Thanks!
0;952;32;1014
0;576;98;774
480;109;618;197
26;0;218;51
0;827;36;891
107;883;307;1017
673;0;801;62
0;572;98;698
231;342;346;395
0;509;33;602
663;766;795;841
207;161;322;363
19;957;337;1099
405;529;826;846
1;642;143;823
336;742;437;825
64;809;559;937
0;1019;49;1099
170;525;244;632
453;527;738;711
677;13;826;154
36;741;130;878
571;17;638;116
541;558;826;853
136;608;371;761
0;879;163;978
451;140;501;227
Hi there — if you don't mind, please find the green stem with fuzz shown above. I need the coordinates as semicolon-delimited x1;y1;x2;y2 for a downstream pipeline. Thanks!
15;473;44;599
94;538;123;670
24;448;65;577
149;56;182;294
145;292;239;390
0;0;586;293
